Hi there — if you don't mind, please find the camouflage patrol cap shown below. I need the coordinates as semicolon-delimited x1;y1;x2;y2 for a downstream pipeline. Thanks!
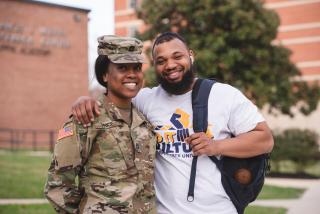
97;35;145;63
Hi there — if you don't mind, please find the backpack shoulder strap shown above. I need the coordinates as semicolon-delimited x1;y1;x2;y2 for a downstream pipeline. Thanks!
187;78;216;202
192;78;215;132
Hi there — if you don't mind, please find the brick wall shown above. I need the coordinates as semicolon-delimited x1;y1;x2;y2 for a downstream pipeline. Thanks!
265;0;320;81
0;0;89;131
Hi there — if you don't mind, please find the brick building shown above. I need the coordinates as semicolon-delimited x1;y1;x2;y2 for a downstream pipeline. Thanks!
265;0;320;82
261;0;320;134
114;0;320;134
0;0;89;148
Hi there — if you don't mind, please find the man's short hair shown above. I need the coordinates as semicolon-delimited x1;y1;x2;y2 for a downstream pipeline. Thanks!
152;32;188;56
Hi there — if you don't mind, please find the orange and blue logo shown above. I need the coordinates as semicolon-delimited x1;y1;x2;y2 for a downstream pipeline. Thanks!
155;108;213;158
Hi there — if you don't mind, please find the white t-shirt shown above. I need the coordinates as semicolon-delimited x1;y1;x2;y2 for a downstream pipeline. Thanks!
133;83;264;214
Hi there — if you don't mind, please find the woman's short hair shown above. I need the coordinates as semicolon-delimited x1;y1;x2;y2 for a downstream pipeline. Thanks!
95;55;110;88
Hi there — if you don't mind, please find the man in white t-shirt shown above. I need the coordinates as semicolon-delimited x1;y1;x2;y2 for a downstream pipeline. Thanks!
72;32;274;214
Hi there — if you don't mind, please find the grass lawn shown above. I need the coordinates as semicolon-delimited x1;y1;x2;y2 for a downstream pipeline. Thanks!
258;184;305;199
0;204;55;214
245;206;286;214
0;150;52;198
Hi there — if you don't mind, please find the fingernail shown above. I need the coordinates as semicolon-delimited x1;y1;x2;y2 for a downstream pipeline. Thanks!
83;124;87;127
90;118;94;122
78;121;81;124
97;101;102;106
86;123;91;127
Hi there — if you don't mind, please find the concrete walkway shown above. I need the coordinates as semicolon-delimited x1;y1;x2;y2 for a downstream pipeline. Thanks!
0;199;48;205
251;178;320;214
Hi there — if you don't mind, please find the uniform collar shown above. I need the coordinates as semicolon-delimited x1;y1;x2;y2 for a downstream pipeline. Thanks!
131;106;146;129
98;95;145;128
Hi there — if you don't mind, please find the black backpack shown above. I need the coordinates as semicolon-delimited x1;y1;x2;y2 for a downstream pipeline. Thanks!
187;78;270;214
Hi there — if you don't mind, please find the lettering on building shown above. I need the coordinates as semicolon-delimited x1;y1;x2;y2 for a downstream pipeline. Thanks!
0;22;71;56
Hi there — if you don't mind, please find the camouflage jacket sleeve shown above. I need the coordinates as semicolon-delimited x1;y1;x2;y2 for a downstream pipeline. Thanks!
44;118;86;214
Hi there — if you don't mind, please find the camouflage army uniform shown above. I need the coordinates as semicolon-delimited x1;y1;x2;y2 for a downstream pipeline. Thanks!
44;96;157;214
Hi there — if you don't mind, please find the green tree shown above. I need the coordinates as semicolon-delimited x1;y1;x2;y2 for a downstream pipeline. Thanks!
137;0;320;116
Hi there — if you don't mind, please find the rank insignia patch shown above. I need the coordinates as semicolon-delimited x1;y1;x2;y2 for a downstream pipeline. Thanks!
57;126;74;141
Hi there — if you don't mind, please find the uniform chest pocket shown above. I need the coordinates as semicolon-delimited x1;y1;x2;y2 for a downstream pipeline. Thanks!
91;127;127;176
93;127;129;176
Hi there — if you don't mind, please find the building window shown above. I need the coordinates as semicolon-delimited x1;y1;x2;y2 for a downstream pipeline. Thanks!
128;26;138;37
128;0;137;9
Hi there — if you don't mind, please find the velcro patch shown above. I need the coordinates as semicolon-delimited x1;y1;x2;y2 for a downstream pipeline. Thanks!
57;125;74;141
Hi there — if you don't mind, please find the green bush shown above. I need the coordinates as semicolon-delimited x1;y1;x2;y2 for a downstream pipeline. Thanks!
271;129;320;173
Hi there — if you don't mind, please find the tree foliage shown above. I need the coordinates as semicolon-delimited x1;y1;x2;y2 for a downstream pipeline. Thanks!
137;0;320;116
272;129;320;173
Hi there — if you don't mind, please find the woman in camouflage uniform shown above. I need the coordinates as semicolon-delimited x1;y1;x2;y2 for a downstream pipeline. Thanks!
44;35;156;214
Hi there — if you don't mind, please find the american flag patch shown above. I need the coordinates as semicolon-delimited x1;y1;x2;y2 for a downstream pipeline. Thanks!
57;126;74;141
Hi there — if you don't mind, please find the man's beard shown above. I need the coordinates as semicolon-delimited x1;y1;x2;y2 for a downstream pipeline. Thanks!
156;65;195;95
